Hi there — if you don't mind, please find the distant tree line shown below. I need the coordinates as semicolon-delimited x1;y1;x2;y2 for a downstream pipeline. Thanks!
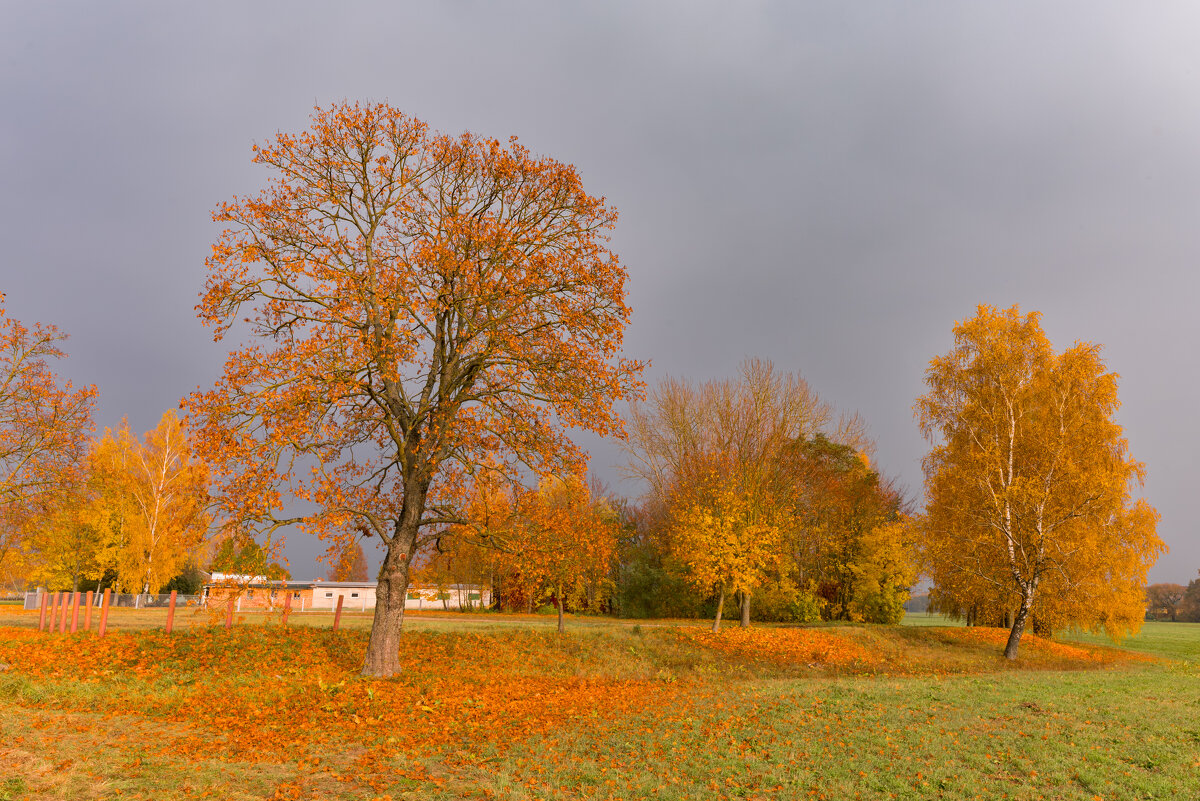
1145;579;1200;622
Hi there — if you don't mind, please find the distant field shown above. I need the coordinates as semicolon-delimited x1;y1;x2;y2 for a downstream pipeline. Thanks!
902;610;1200;663
900;610;965;627
1059;620;1200;663
1;608;1198;800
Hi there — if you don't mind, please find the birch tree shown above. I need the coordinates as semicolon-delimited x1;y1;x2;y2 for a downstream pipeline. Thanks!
916;305;1163;658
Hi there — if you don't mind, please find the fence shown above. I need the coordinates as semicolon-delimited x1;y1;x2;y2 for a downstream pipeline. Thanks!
24;591;202;610
25;588;353;636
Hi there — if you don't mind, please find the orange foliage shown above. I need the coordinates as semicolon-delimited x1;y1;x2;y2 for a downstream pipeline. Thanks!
677;626;884;671
505;475;617;630
0;626;676;773
933;627;1156;665
917;305;1164;658
0;295;96;586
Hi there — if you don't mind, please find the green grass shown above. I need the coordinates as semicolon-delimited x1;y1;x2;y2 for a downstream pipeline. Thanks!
487;666;1200;801
1058;620;1200;663
901;610;966;627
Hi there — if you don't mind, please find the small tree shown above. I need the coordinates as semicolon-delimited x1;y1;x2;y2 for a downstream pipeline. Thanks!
509;475;617;633
1145;583;1186;622
669;476;782;632
330;540;369;582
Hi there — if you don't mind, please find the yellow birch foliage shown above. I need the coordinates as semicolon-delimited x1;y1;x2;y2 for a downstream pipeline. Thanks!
916;305;1163;657
91;410;210;593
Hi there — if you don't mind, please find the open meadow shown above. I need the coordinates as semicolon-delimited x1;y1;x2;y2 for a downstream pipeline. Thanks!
2;607;1198;801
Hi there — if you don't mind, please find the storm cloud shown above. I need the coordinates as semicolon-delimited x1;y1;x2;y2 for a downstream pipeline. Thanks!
3;2;1197;580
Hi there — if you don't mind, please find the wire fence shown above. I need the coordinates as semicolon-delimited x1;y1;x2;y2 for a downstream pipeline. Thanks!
24;591;202;610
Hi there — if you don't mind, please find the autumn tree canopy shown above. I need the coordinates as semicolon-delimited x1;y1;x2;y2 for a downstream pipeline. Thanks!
1144;583;1186;622
626;359;884;629
187;103;643;677
916;305;1163;659
506;474;617;633
0;294;96;582
330;540;369;583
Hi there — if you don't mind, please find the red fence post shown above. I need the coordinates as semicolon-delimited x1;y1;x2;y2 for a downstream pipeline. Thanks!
225;595;234;630
333;595;344;631
69;592;81;634
37;592;48;632
166;590;177;634
57;592;69;633
84;591;94;632
282;592;292;627
98;589;112;637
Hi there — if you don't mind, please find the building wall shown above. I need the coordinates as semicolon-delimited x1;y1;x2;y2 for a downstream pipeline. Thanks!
403;585;492;610
309;585;376;610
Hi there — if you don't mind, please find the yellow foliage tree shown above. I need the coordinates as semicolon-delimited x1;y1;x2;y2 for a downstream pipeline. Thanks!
670;478;783;632
21;463;106;592
845;517;919;624
628;359;867;625
916;305;1164;658
91;411;210;594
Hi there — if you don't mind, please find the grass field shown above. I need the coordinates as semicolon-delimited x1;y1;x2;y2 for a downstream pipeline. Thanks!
1;608;1197;800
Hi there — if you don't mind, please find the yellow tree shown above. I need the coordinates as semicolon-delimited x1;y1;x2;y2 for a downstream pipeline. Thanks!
91;411;210;594
627;359;863;624
669;473;783;632
916;305;1163;658
186;103;643;677
20;458;105;592
845;517;918;625
0;294;96;581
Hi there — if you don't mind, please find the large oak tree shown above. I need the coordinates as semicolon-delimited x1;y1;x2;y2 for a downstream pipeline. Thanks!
916;305;1163;658
187;103;642;677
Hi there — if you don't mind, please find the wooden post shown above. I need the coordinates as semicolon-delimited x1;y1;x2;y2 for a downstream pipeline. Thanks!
98;589;112;637
333;595;344;631
166;590;178;634
57;592;69;633
282;592;292;627
37;592;48;632
225;595;234;630
69;592;81;633
84;590;94;632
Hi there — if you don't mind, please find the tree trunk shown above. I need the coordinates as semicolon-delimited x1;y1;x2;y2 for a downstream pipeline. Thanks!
712;587;726;633
556;594;565;634
362;505;423;677
1004;600;1031;660
740;592;750;628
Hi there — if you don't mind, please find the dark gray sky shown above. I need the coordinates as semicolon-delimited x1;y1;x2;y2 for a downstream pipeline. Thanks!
3;2;1197;583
